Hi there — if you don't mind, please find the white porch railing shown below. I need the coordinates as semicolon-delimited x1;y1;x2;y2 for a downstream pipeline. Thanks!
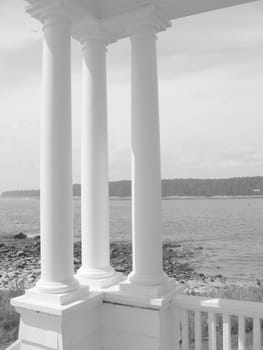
173;295;263;350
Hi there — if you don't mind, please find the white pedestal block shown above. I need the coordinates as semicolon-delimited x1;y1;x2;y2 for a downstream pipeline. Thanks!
7;282;181;350
102;290;176;350
11;291;102;350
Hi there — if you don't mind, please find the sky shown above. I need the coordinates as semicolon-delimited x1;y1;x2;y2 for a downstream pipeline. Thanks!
0;0;263;192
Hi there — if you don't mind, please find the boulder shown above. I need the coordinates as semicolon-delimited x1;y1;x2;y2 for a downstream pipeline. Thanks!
14;232;27;239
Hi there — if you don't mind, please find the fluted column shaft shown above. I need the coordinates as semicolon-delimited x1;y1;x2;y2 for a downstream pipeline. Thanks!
128;27;168;287
37;13;78;293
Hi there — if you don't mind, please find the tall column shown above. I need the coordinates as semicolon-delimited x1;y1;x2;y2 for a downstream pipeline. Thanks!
77;36;121;288
36;12;78;294
121;25;170;296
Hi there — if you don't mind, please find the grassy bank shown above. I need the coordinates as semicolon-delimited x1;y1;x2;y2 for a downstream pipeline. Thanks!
0;289;23;350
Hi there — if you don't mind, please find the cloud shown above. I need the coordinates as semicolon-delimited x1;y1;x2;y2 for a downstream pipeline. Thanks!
161;146;263;179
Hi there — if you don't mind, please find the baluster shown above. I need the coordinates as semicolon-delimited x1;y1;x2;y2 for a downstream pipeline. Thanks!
238;316;245;350
174;306;182;350
208;312;217;350
253;318;261;350
195;311;202;350
223;314;231;350
182;309;189;350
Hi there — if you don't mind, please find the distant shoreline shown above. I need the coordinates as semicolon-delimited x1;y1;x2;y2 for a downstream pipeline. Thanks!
1;195;263;200
2;176;263;198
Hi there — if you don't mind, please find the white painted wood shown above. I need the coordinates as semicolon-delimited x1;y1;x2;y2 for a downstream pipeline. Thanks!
127;25;168;289
76;36;121;288
253;317;261;350
182;309;189;350
11;294;103;350
175;295;263;319
4;340;21;350
208;312;217;350
173;307;182;350
71;0;257;42
238;316;245;350
195;311;202;350
102;303;159;337
158;0;256;21
223;314;231;350
36;13;78;294
28;0;257;27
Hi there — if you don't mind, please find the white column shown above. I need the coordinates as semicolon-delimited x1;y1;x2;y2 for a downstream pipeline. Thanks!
77;37;121;288
121;26;170;296
36;13;78;294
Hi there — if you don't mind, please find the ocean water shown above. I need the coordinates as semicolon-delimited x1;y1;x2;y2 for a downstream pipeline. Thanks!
0;197;263;281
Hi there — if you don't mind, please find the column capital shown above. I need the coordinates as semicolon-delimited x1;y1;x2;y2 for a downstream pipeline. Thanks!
72;17;116;46
100;4;171;42
126;5;171;37
25;0;84;23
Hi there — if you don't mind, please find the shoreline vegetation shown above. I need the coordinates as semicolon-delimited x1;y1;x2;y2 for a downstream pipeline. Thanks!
2;195;263;200
2;176;263;198
1;235;263;349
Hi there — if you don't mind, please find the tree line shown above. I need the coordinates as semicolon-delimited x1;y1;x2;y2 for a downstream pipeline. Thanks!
2;177;263;198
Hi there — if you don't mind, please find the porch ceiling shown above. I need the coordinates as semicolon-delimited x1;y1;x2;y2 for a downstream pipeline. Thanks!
77;0;258;20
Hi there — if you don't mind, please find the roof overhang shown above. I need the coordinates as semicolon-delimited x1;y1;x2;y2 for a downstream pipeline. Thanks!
75;0;258;20
26;0;259;42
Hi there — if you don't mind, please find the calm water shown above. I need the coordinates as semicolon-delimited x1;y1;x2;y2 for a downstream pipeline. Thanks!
0;197;263;281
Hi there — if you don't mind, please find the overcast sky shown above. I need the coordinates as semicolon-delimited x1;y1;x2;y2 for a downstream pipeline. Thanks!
0;0;263;192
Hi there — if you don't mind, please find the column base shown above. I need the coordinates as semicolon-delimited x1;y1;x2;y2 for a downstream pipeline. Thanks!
127;270;170;286
22;283;89;306
119;276;176;298
77;266;123;290
119;271;175;298
35;275;80;295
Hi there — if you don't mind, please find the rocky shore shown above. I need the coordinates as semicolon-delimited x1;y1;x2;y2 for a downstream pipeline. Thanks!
0;234;259;295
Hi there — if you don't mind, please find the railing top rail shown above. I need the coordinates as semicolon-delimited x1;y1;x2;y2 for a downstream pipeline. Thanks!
174;294;263;319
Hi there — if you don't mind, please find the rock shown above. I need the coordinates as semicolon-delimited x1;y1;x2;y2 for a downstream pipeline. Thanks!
115;266;126;273
74;258;80;264
1;248;9;253
14;232;27;239
33;241;40;248
16;250;25;257
13;259;25;268
33;235;40;240
0;243;5;248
